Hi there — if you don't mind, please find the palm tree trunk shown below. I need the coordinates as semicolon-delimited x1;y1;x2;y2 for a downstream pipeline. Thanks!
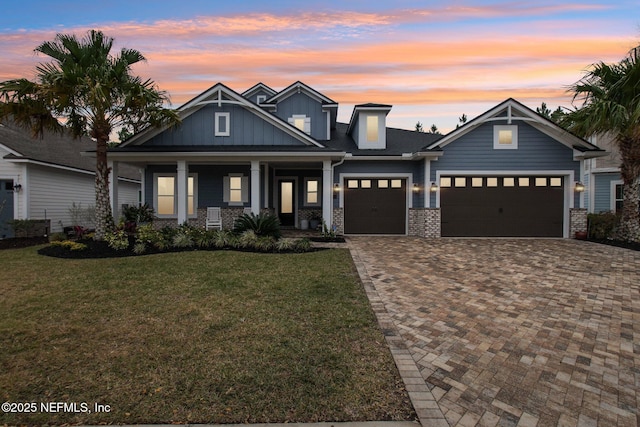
616;137;640;242
94;137;115;240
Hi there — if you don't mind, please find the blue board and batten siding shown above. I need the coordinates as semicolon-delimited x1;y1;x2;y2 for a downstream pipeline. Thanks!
429;121;581;207
273;93;328;141
145;104;306;146
593;173;621;213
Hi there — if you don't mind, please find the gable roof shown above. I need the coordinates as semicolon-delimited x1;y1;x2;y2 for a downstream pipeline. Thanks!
426;98;605;157
262;81;338;106
120;82;325;148
241;82;277;99
0;120;140;180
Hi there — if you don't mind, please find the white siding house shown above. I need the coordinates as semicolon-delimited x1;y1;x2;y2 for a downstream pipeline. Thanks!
0;121;141;237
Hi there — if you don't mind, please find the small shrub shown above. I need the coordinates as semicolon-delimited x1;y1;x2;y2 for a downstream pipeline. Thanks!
194;229;217;248
49;232;67;242
239;230;259;248
172;231;194;248
122;203;155;224
133;242;147;255
254;236;276;252
50;240;88;251
275;238;295;252
233;213;281;238
136;224;166;250
588;212;620;240
105;229;130;251
293;238;312;253
8;219;38;238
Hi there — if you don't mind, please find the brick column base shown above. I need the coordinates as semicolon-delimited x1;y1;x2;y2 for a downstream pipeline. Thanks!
570;208;587;238
408;208;441;238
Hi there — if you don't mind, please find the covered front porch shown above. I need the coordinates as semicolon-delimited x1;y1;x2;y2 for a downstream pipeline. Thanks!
107;152;342;231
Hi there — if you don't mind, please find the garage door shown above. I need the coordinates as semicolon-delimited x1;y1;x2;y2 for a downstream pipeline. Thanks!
440;176;564;237
344;178;406;234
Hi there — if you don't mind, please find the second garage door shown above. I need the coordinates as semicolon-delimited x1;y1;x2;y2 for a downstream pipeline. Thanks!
440;176;565;237
344;178;406;234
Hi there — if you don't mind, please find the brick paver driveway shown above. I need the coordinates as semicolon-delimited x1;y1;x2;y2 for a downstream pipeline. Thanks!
349;237;640;427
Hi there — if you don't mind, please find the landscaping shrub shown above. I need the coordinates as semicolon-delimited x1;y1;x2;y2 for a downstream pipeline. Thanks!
233;213;281;238
50;240;87;251
122;203;155;224
588;212;620;240
105;229;130;251
136;224;166;250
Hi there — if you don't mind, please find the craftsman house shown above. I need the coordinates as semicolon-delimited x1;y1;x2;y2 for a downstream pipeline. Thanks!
105;81;606;238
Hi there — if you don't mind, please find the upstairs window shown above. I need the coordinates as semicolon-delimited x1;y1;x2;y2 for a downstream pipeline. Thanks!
289;115;311;135
366;115;379;142
256;95;267;104
493;125;518;149
215;112;230;136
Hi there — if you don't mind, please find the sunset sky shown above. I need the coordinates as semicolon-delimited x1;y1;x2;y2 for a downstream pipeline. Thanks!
1;0;638;133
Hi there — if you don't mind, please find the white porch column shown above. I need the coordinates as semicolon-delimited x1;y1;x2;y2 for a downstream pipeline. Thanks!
322;160;332;229
424;158;431;208
176;160;188;224
263;163;269;209
251;160;260;215
108;160;119;221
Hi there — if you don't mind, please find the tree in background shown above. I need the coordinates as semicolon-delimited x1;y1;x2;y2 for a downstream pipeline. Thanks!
415;121;424;132
561;45;640;242
0;30;180;239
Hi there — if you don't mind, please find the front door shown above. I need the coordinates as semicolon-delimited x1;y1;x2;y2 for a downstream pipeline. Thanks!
278;180;295;227
0;180;15;238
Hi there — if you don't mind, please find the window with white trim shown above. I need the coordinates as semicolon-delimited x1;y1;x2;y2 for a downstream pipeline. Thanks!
215;112;230;136
154;174;197;217
288;114;311;135
223;174;249;206
366;115;379;142
614;182;623;212
256;95;267;104
304;178;320;206
493;125;518;149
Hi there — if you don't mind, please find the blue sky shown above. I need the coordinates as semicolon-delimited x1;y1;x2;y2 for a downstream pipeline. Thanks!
1;0;638;132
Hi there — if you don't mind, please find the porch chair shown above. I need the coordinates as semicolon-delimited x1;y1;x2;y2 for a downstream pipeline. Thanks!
206;207;223;230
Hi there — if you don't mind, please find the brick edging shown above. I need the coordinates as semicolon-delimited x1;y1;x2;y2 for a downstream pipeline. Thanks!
347;241;448;427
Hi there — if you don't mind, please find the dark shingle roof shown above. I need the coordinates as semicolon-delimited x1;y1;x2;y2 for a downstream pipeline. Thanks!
0;121;140;180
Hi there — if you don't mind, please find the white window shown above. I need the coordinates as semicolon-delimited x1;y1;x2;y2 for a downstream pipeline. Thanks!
215;112;230;136
487;177;498;187
454;177;466;187
391;179;402;188
223;174;249;206
347;180;359;189
472;177;483;187
378;179;389;188
519;177;530;187
550;177;563;187
535;177;547;187
305;178;320;206
288;115;311;135
256;95;266;104
503;177;515;187
361;179;372;188
154;174;196;217
366;115;379;142
440;177;452;187
493;125;518;149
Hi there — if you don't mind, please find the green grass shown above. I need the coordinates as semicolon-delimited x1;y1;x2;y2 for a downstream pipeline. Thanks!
0;247;415;425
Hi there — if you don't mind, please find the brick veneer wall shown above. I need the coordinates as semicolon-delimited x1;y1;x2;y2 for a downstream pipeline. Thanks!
408;208;441;238
570;208;588;237
333;208;344;235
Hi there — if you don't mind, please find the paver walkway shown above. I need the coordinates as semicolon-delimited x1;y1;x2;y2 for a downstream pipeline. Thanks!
349;237;640;427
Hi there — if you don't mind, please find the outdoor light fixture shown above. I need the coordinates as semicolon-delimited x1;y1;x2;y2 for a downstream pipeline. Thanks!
430;182;438;192
12;183;22;192
574;182;585;193
333;183;341;192
413;183;420;192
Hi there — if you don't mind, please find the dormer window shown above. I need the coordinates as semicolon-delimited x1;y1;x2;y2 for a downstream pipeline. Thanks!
366;115;379;142
289;115;311;135
256;95;266;104
494;125;517;149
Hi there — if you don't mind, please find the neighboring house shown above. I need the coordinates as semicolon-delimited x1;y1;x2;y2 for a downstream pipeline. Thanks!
0;121;141;238
106;81;606;238
582;133;635;214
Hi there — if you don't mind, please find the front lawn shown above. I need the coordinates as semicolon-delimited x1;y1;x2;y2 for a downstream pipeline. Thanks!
0;247;415;425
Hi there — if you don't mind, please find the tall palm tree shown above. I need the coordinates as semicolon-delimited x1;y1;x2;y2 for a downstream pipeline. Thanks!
561;45;640;242
0;30;179;239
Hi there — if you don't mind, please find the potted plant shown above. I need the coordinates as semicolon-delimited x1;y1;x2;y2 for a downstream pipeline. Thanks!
309;212;321;230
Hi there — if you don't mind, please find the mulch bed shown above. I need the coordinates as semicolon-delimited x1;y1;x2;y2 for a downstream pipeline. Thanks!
0;236;49;250
587;238;640;251
309;236;346;243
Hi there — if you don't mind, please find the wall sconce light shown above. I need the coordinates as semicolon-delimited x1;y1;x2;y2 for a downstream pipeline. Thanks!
429;182;438;193
574;182;585;193
333;183;341;192
413;183;420;193
13;183;22;192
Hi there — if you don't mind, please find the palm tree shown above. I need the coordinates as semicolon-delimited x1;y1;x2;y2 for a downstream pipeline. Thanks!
561;45;640;242
0;30;179;239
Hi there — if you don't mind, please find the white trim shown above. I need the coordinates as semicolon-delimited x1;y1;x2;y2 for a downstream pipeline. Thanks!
106;151;345;162
493;125;518;150
214;112;230;137
424;159;431;208
256;95;267;104
6;157;140;182
152;172;198;219
338;172;413;236
434;169;575;238
610;179;623;212
0;142;22;157
250;160;260;215
303;177;321;207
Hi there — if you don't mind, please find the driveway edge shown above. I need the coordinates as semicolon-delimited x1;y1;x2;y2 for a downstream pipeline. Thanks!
348;243;448;427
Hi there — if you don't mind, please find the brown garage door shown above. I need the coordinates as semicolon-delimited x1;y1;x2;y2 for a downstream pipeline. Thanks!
344;178;406;234
440;176;564;237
